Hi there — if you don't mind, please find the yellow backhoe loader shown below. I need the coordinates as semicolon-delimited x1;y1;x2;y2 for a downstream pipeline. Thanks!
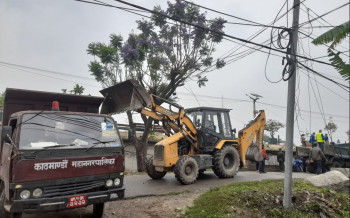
100;80;266;185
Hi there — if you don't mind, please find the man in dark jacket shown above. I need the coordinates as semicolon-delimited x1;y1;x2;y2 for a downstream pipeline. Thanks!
277;148;284;171
309;144;327;175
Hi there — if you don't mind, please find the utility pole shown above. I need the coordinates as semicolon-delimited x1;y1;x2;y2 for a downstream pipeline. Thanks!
246;93;263;118
283;0;300;209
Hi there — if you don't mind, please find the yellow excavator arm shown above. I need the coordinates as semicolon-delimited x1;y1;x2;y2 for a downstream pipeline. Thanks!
237;110;266;166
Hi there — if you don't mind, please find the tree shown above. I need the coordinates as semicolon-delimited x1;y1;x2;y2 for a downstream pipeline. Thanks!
88;0;226;171
87;34;124;88
265;119;285;139
61;89;67;93
120;0;226;171
70;84;85;95
0;91;4;109
324;117;337;142
312;21;349;81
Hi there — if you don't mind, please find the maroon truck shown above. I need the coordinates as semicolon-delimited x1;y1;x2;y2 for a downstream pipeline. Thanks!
0;89;125;218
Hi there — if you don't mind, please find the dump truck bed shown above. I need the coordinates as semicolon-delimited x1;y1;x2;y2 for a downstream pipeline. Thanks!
2;88;104;125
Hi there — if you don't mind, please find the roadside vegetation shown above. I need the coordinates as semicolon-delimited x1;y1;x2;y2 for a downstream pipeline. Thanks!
186;179;349;218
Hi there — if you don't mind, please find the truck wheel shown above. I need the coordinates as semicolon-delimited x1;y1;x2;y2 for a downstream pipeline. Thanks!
92;203;104;218
0;188;22;218
212;145;240;178
146;156;167;179
174;156;198;185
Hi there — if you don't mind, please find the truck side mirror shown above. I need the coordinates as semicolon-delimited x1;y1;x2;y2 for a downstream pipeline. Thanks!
1;126;12;144
232;128;236;134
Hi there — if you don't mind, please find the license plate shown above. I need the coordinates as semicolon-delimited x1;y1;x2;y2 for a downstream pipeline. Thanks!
67;195;87;208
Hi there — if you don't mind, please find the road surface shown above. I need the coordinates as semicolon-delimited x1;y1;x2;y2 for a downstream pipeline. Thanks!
23;171;313;217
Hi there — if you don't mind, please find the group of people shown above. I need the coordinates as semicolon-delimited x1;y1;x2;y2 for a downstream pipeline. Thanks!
307;130;329;174
305;129;329;151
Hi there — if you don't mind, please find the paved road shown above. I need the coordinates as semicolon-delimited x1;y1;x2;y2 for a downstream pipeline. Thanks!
23;171;313;217
124;171;313;197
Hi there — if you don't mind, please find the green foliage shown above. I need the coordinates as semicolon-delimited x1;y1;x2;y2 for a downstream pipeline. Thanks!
87;34;124;88
0;91;4;109
327;49;349;81
120;0;227;100
70;84;85;95
265;119;285;138
312;21;350;47
324;117;338;142
312;21;350;80
186;180;350;218
61;89;67;93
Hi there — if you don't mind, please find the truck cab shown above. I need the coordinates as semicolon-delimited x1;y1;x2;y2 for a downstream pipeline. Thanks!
0;88;125;218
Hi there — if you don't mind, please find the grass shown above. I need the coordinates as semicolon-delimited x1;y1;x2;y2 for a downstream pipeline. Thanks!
185;179;349;218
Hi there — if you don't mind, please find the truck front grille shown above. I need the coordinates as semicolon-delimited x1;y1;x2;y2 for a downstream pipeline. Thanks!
154;145;164;160
43;180;105;198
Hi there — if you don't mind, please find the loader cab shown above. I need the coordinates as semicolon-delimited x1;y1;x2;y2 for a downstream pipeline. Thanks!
186;107;234;152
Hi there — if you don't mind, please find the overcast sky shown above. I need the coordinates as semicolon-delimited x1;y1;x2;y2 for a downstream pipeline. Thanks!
0;0;349;143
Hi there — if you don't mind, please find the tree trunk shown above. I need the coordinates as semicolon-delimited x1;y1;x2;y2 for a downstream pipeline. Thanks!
135;117;153;172
126;111;136;142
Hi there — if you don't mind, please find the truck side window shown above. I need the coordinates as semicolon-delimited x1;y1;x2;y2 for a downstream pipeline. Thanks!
8;118;18;143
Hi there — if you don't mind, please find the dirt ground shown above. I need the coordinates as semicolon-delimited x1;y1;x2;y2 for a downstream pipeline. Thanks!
23;190;202;218
102;191;202;218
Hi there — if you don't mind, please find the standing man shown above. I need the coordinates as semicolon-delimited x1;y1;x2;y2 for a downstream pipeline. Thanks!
316;129;325;151
309;132;316;146
324;133;329;145
259;145;267;173
301;134;306;146
309;144;327;175
277;148;285;171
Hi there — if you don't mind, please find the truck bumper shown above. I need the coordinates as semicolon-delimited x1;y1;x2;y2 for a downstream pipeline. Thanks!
7;187;125;213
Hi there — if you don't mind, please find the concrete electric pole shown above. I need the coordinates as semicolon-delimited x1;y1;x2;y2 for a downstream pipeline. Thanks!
246;93;263;118
283;0;300;209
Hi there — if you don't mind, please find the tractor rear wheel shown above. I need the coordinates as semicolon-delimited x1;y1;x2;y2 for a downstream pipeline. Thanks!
146;156;167;179
212;145;240;178
174;156;199;185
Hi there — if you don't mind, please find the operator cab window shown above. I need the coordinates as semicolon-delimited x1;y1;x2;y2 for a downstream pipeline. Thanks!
187;111;203;129
205;111;220;134
221;112;232;138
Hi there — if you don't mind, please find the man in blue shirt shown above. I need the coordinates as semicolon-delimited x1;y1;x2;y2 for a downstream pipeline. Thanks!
309;132;316;146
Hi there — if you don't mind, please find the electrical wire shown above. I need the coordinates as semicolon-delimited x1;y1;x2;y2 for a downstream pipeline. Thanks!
0;63;101;89
298;2;350;27
0;61;95;81
74;0;337;67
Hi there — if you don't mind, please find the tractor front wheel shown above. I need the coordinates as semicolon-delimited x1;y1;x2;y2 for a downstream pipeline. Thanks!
174;156;199;185
146;156;167;179
212;145;240;178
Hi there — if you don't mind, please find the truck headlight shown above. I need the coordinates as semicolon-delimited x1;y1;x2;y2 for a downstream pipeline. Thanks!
106;179;113;187
114;178;121;186
20;190;31;199
33;188;43;198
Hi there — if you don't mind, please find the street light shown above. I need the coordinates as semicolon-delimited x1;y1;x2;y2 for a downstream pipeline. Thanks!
246;93;263;118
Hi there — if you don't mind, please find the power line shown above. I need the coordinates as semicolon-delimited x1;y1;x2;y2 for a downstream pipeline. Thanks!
299;69;348;102
299;2;350;27
0;64;101;89
74;0;337;67
297;61;350;90
178;92;349;119
0;61;95;81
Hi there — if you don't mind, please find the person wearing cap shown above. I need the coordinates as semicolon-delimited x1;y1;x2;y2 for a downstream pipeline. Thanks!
316;129;325;152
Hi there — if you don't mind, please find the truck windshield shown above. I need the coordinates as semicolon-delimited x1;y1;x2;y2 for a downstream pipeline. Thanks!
19;113;121;150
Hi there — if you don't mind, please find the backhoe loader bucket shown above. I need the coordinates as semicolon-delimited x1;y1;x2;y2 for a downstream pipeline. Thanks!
100;79;153;114
245;143;263;162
